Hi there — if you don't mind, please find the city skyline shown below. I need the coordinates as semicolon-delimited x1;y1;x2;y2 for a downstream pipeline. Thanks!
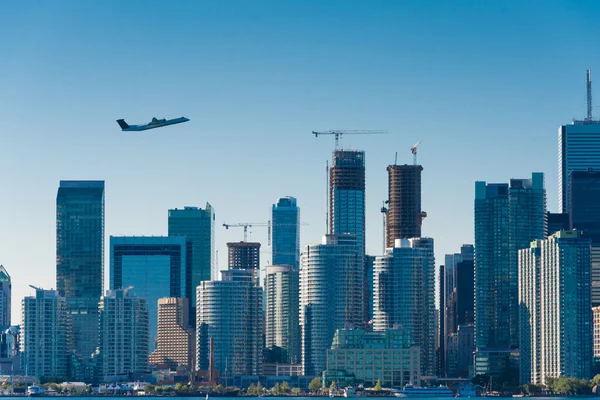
2;1;600;323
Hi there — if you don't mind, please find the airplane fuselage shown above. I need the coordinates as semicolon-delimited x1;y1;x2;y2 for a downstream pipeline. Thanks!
117;117;190;131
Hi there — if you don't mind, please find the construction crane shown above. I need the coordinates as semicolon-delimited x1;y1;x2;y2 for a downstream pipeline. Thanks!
411;141;421;165
223;221;309;244
312;130;387;149
223;222;268;242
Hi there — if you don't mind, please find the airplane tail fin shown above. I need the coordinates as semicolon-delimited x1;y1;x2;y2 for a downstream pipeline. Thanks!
116;119;130;130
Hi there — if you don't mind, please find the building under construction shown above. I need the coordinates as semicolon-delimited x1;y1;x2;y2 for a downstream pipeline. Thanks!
386;164;425;247
330;150;366;255
227;242;261;270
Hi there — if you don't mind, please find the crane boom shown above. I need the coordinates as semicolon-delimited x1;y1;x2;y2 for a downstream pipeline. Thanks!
312;130;387;148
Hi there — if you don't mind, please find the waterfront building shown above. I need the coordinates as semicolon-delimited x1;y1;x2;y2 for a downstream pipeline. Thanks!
196;270;263;376
593;306;600;361
373;238;436;376
300;234;362;375
0;326;21;374
98;288;149;381
56;180;104;378
324;328;420;388
265;265;300;364
474;174;546;377
109;236;186;352
0;266;11;327
21;287;68;379
385;164;424;246
149;297;194;370
518;231;592;384
168;204;216;323
272;197;300;269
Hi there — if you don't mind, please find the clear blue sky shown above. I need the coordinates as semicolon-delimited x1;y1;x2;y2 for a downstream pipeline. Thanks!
1;0;599;322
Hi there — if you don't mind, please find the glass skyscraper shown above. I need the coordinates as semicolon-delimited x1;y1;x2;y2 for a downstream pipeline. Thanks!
569;170;600;306
0;266;11;327
109;236;186;353
56;180;104;379
330;151;365;256
168;204;215;324
474;174;546;377
271;197;300;269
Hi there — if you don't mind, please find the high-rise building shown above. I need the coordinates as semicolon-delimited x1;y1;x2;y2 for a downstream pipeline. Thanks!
0;266;11;327
385;164;424;246
272;197;300;269
330;150;366;255
0;326;21;374
558;70;600;214
98;288;149;381
265;265;300;364
227;241;261;285
456;325;475;378
373;238;436;376
593;306;600;361
56;180;104;378
519;231;592;384
547;212;569;237
21;287;68;379
168;204;216;324
300;234;362;375
196;271;263;376
569;170;600;306
474;174;546;377
149;298;195;370
109;236;186;352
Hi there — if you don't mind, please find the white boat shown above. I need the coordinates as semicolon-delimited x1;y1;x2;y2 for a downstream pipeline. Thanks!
27;385;46;397
343;387;357;397
395;384;454;397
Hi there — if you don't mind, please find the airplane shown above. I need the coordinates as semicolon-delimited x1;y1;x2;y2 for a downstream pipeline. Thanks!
116;116;190;131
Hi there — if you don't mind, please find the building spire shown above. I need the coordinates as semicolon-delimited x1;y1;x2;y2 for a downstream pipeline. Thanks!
587;68;593;121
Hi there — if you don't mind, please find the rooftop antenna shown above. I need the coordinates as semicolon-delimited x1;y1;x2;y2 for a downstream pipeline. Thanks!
394;152;398;165
587;68;593;121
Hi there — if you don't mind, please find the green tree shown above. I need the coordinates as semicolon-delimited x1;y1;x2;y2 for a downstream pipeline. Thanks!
330;381;336;390
144;384;155;394
291;387;301;394
592;374;600;387
247;383;257;395
374;380;383;391
281;382;291;393
308;377;322;392
522;383;541;395
257;382;264;394
273;382;281;394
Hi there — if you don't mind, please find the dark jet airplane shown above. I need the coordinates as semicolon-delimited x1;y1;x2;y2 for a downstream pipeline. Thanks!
116;116;190;131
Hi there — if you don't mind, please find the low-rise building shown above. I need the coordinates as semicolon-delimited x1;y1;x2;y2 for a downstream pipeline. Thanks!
324;328;420;388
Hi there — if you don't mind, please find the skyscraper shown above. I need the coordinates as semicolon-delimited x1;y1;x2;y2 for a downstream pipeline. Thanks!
373;238;436;376
558;70;600;214
519;231;592;384
300;234;362;375
109;236;186;352
272;197;300;269
149;298;195;370
168;204;215;324
385;164;424;246
330;150;366;255
98;288;149;381
56;180;104;378
569;170;600;306
197;271;263;376
265;265;300;364
474;173;546;377
21;287;68;379
0;266;11;327
227;241;261;285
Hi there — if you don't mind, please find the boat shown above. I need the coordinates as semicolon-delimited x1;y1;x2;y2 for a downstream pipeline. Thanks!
512;394;525;398
27;385;46;397
395;384;454;398
455;382;478;397
343;387;357;397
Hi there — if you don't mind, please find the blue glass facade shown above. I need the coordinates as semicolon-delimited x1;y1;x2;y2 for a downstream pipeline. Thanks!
109;236;186;353
168;204;215;325
56;180;104;379
272;197;300;269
